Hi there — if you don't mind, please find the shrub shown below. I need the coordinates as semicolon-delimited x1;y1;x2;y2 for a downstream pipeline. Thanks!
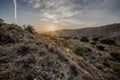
111;62;120;77
0;31;18;44
0;18;4;23
48;47;54;53
100;38;115;45
96;45;105;51
80;36;89;42
61;40;69;47
73;37;78;39
110;52;120;62
72;45;90;56
57;52;69;62
92;36;99;42
7;24;22;31
22;54;36;67
25;72;35;80
70;65;78;76
23;25;35;33
0;67;14;80
91;41;96;45
64;36;71;40
18;45;32;55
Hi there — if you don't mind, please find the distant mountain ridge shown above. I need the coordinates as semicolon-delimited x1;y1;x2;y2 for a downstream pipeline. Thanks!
54;23;120;44
56;23;120;36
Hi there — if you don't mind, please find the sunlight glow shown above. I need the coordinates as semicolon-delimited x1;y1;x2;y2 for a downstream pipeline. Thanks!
48;26;56;31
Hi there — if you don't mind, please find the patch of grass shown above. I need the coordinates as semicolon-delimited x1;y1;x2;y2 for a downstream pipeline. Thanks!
100;38;116;45
96;45;105;51
80;36;89;42
72;45;91;56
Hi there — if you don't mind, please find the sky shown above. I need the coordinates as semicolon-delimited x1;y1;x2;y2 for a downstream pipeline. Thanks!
0;0;120;31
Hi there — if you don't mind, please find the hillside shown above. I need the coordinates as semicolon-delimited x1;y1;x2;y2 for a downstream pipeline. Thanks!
53;23;120;45
0;19;120;80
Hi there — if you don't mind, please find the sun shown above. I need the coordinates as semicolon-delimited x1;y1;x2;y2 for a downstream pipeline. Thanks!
48;26;56;32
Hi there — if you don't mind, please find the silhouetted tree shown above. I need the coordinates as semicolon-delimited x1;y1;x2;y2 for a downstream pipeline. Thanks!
0;18;4;23
23;25;35;33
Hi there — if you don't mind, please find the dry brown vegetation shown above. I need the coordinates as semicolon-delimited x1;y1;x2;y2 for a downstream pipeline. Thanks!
0;18;120;80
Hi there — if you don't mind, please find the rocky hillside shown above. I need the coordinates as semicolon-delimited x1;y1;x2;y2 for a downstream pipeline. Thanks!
0;19;120;80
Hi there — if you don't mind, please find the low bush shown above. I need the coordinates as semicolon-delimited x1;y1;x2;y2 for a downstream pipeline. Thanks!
72;45;91;56
23;25;35;33
92;36;99;42
7;24;22;31
25;72;35;80
18;45;32;55
0;31;18;44
0;67;14;80
73;37;78;39
48;47;55;53
70;65;78;76
91;41;96;45
64;36;71;40
61;40;69;47
111;62;120;77
96;45;105;51
110;52;120;62
100;38;116;45
80;36;89;42
0;18;4;24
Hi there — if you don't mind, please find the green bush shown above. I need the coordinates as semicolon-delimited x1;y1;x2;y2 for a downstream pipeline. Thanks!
109;52;120;78
23;25;35;33
80;36;89;42
110;52;120;62
72;45;90;56
92;36;99;42
100;38;115;45
96;45;105;51
91;41;96;45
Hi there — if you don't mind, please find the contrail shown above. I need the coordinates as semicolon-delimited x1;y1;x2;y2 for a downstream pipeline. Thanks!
13;0;17;23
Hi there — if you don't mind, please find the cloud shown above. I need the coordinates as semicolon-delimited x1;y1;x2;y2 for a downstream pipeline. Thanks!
13;0;17;22
23;0;120;27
